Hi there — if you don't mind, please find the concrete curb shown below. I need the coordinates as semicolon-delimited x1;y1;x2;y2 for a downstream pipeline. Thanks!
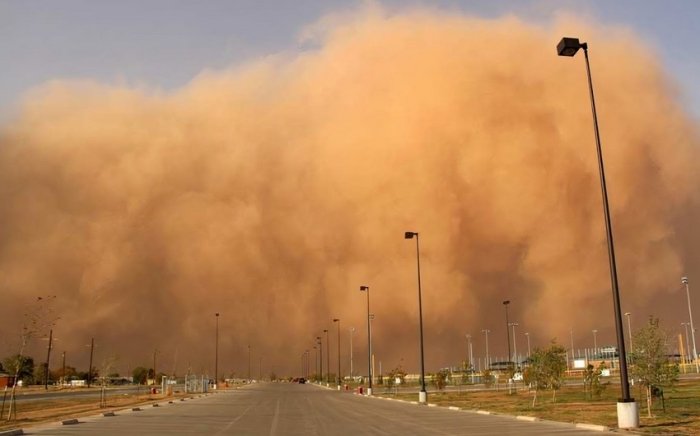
61;419;79;425
476;410;491;415
576;423;609;432
103;412;116;417
448;406;460;411
0;429;24;436
516;416;538;422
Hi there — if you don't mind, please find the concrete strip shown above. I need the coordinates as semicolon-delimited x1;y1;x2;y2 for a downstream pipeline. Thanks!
448;406;460;411
103;412;116;417
516;416;538;422
0;429;24;436
476;410;491;415
427;403;437;407
575;423;609;432
61;419;79;425
131;407;141;411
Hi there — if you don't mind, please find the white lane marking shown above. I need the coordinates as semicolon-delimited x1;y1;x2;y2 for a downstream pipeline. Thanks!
269;398;281;436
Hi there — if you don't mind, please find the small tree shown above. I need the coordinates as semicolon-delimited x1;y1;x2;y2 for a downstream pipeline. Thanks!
583;362;608;400
431;369;448;390
629;317;679;418
523;342;567;406
482;369;494;387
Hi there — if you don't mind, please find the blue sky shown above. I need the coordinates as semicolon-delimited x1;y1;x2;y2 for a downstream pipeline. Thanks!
2;0;700;120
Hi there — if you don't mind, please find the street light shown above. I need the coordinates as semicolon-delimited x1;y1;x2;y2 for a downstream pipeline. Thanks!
509;322;519;364
592;329;598;353
503;301;512;367
681;277;698;363
624;312;632;352
360;286;372;395
349;327;355;379
681;322;692;364
316;336;323;383
87;338;95;388
215;313;219;389
324;329;330;386
524;332;531;358
333;318;341;389
465;334;474;383
405;231;427;404
247;344;251;382
481;329;490;370
558;36;637;428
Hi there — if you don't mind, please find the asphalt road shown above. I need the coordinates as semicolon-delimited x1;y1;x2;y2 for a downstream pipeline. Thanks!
24;383;611;435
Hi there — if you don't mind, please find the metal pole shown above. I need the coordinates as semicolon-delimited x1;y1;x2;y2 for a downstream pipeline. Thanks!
682;323;691;364
510;323;518;364
61;351;66;387
624;312;632;352
503;301;511;366
215;313;219;388
682;277;698;362
482;329;490;369
334;319;341;388
570;328;575;368
44;329;53;390
582;44;632;402
414;234;427;402
324;329;330;386
360;286;372;394
88;338;94;388
349;327;354;378
525;332;531;358
593;329;598;353
247;345;251;382
317;337;323;383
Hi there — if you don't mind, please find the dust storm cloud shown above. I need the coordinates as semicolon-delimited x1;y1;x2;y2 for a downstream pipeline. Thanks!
1;8;698;376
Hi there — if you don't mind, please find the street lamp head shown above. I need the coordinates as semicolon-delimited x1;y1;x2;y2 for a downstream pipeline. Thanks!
360;285;369;291
682;276;689;285
557;37;586;57
404;231;417;239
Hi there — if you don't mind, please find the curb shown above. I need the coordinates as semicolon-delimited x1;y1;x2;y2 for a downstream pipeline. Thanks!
576;423;609;432
61;419;79;425
516;416;538;422
448;406;460;411
0;430;24;436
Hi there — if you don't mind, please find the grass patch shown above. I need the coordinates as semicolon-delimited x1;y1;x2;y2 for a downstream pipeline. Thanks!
378;380;700;435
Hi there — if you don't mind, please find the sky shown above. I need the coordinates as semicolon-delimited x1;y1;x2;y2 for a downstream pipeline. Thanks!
2;0;700;119
1;1;700;379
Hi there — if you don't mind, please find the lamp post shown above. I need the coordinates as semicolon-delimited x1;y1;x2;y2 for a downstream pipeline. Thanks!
466;334;474;383
624;312;632;352
681;277;698;363
316;336;322;384
405;231;427;404
333;318;341;389
509;322;519;365
215;313;219;389
43;329;54;390
360;286;372;395
503;301;512;367
682;322;692;364
87;338;95;388
324;329;330;386
482;329;490;370
592;329;598;353
349;327;355;379
247;344;251;382
570;328;575;368
557;36;637;428
524;332;531;358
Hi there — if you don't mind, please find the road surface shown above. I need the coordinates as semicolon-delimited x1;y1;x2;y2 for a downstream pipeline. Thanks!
24;383;611;435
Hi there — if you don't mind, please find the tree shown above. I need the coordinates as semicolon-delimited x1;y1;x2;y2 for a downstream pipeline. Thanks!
132;366;149;385
523;342;567;406
583;362;608;400
2;355;34;383
629;317;679;418
431;369;449;390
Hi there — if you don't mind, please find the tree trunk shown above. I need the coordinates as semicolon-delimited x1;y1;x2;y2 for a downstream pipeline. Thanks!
532;388;537;407
646;386;652;418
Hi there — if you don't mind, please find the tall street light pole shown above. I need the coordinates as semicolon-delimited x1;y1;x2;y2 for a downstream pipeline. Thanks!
503;301;512;366
215;313;219;389
333;318;341;389
624;312;632;352
466;334;474;383
44;329;53;390
681;277;698;363
557;36;637;428
324;329;330;386
87;338;95;388
592;329;598;353
682;323;692;364
524;332;531;358
509;322;519;364
317;336;323;384
570;328;575;367
349;327;355;379
247;345;251;382
360;286;372;395
405;231;427;404
482;329;490;370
